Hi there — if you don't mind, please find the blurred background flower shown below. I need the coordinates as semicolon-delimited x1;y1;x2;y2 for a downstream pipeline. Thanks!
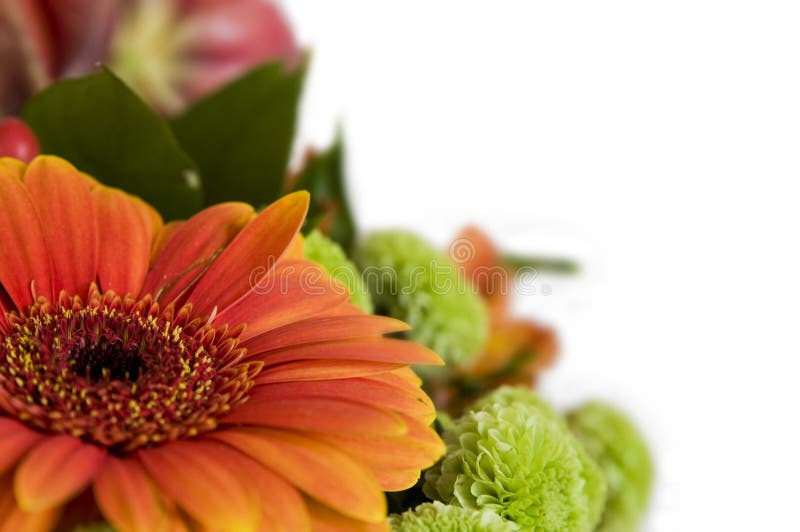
0;117;39;162
0;0;300;115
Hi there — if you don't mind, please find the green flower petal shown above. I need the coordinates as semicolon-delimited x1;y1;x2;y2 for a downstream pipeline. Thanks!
567;402;653;532
304;229;373;313
389;501;517;532
355;230;488;367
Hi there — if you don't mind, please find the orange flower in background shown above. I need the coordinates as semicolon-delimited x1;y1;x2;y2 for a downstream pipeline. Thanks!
0;156;443;531
436;226;558;415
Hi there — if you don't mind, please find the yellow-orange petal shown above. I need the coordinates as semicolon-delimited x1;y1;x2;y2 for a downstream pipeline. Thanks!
284;232;305;260
23;156;97;298
150;221;184;263
255;360;405;385
373;468;424;492
304;497;389;532
137;441;259;531
0;478;59;532
216;260;348;342
0;158;26;180
0;418;44;476
0;163;53;308
315;415;445;474
14;435;105;512
223;394;407;436
363;371;436;423
187;191;309;317
93;456;173;532
385;366;423;387
252;379;433;423
242;314;409;354
231;451;311;532
256;338;444;368
142;202;254;301
93;186;157;297
211;427;386;523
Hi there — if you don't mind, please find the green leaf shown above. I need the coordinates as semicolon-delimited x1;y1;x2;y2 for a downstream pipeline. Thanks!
291;134;357;251
501;253;580;275
22;69;202;220
172;60;306;207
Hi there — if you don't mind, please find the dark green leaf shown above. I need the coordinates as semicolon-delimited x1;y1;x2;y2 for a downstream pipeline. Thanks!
172;60;306;207
291;134;357;251
22;69;202;220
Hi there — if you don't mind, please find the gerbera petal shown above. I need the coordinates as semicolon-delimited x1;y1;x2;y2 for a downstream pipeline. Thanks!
0;163;53;308
94;186;162;297
137;440;259;531
223;393;407;436
211;427;386;523
254;338;444;368
0;478;59;532
242;314;409;353
315;416;445;474
215;260;348;342
186;191;309;317
284;233;305;260
376;469;426;491
150;221;184;263
363;371;436;422
230;450;311;532
0;157;26;180
0;418;44;476
22;156;97;298
142;202;254;301
93;456;173;532
304;496;389;532
251;379;434;422
254;360;404;385
14;435;105;512
0;388;14;414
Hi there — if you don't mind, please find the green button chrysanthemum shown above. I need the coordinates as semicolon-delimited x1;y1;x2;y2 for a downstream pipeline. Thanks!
389;501;517;532
567;402;653;532
472;386;608;527
355;230;488;366
304;229;374;313
424;387;606;531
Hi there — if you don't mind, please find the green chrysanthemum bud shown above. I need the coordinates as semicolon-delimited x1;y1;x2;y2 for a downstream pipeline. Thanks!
472;386;608;526
471;385;560;420
424;387;606;531
354;230;488;366
304;230;373;313
567;402;653;532
389;501;517;532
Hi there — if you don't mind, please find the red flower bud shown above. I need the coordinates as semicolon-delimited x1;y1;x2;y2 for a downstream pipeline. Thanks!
0;117;40;163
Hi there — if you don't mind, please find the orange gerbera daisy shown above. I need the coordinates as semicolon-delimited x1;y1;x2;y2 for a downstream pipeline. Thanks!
0;156;444;531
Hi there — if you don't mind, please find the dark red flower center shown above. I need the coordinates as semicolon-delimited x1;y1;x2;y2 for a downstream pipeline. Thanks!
0;288;259;451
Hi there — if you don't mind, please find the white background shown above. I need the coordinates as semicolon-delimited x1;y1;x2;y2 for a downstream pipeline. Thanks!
283;2;800;530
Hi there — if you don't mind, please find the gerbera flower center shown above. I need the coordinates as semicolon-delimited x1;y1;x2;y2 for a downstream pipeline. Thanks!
0;287;256;452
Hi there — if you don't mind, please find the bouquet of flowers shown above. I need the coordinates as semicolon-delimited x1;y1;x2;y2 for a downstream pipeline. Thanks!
0;2;652;530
